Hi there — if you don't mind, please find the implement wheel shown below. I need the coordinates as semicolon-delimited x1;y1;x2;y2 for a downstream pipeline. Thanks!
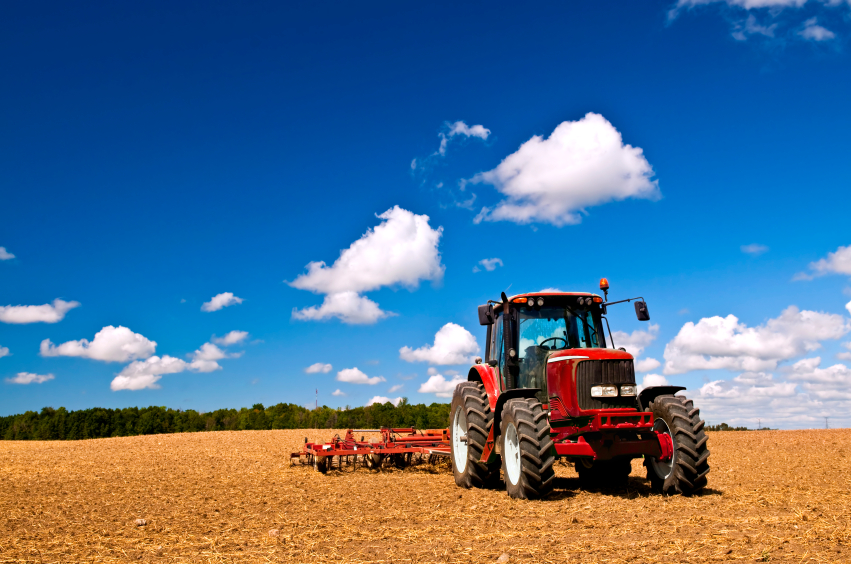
314;455;328;474
450;382;499;488
364;453;383;470
500;398;555;499
645;395;710;495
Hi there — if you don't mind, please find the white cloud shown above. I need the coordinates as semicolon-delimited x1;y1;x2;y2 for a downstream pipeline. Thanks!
0;247;14;260
847;300;851;316
731;14;778;40
332;389;346;397
400;323;480;365
201;292;244;312
635;358;662;373
414;121;491;167
292;291;392;325
798;17;836;40
741;243;769;256
418;372;465;398
471;113;659;226
305;362;333;374
788;357;851;400
0;345;9;358
110;339;241;391
336;367;385;385
290;206;444;324
40;325;157;362
612;324;659;357
6;372;54;385
637;373;670;392
212;330;249;346
663;306;850;375
796;245;851;280
0;299;80;324
111;355;188;391
388;384;404;393
473;258;503;273
366;396;403;407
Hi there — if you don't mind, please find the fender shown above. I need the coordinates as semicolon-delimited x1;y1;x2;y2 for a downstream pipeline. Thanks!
637;386;686;412
467;365;500;411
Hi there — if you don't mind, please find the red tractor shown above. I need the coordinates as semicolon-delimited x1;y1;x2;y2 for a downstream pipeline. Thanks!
450;281;710;499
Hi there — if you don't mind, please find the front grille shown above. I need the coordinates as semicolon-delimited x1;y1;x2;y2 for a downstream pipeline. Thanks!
576;360;637;410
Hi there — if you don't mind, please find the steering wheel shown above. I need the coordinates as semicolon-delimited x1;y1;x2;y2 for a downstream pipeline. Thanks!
538;337;567;350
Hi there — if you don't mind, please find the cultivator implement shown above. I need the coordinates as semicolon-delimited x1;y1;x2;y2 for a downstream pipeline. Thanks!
290;427;450;473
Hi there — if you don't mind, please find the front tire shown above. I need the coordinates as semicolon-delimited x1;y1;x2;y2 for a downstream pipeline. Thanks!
450;382;499;488
645;395;710;495
500;398;555;499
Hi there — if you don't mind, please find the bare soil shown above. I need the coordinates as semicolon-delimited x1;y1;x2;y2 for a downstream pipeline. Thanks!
1;429;849;563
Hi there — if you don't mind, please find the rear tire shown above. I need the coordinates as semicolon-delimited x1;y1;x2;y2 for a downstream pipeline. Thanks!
500;398;555;499
645;395;710;495
450;382;499;488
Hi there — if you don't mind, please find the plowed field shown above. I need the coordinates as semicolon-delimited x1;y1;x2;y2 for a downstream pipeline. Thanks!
1;429;849;563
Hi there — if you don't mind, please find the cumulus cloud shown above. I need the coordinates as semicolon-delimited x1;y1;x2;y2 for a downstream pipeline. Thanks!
471;113;659;226
612;324;659;357
418;372;465;398
795;245;851;280
332;389;346;397
201;292;244;312
292;292;392;325
6;372;54;385
473;258;503;273
110;340;241;391
212;331;249;346
798;17;836;40
0;345;9;358
0;247;14;260
635;358;662;373
388;384;404;393
0;299;80;324
305;362;333;374
399;323;480;365
412;121;492;171
40;326;157;362
290;206;444;324
111;355;189;391
741;243;769;256
693;359;851;428
366;396;403;407
663;306;850;375
638;373;670;392
336;367;385;385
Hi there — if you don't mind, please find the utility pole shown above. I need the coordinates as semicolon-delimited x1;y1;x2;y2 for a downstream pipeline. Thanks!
825;417;829;430
758;419;761;430
316;389;318;410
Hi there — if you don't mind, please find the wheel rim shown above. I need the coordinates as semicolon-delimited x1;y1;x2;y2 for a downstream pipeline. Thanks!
504;422;521;486
452;407;468;472
649;418;676;479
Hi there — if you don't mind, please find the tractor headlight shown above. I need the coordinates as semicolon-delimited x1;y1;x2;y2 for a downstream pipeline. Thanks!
536;297;544;307
527;297;535;307
508;348;517;359
620;385;637;396
591;385;618;397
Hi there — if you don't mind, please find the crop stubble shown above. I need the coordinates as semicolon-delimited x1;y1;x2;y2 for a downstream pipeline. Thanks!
0;429;849;563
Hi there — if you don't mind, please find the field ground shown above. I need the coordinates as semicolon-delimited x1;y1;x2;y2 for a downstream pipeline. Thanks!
1;429;849;563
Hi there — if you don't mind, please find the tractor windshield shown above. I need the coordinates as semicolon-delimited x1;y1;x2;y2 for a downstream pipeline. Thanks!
515;305;606;394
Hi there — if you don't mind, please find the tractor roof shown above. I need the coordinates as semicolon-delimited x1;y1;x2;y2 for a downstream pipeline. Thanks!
493;291;603;312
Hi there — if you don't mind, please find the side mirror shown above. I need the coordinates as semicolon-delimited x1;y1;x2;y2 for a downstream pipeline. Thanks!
478;303;494;325
635;301;650;321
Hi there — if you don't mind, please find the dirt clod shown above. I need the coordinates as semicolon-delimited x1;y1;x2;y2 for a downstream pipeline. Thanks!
496;553;510;563
134;519;146;526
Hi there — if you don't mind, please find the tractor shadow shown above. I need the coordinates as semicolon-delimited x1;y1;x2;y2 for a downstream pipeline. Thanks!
546;476;723;500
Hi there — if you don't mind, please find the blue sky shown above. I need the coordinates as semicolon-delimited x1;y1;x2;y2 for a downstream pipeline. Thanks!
2;0;850;428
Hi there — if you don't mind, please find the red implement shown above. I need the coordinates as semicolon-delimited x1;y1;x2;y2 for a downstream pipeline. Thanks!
291;428;450;472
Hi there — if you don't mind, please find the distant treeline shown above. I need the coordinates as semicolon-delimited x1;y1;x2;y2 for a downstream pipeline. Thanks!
0;400;451;441
706;423;773;431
